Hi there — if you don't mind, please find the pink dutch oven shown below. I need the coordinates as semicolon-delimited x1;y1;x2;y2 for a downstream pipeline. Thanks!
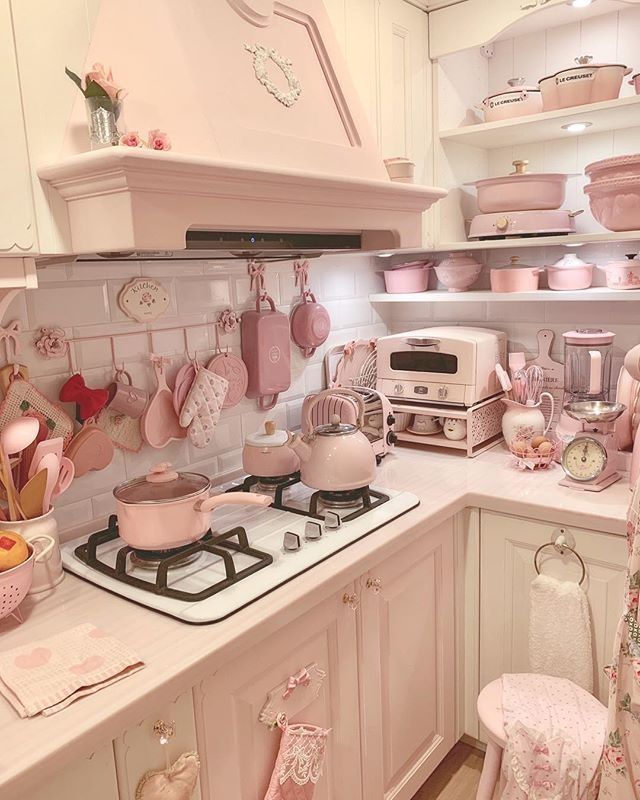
545;253;594;291
490;257;544;293
466;160;572;214
113;464;272;550
539;55;631;110
480;77;542;122
597;255;640;290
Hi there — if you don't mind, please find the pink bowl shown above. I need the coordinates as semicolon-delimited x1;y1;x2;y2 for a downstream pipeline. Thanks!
383;262;430;293
584;176;640;231
490;266;543;293
0;546;35;621
585;154;640;182
433;254;482;292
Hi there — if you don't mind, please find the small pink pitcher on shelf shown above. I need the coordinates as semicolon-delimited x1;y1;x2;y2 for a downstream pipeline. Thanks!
501;395;555;447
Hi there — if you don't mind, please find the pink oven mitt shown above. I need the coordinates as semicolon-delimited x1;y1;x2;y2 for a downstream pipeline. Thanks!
179;365;228;449
264;722;330;800
135;752;200;800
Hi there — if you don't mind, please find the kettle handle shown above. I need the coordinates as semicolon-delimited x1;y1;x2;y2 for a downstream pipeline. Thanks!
304;388;366;433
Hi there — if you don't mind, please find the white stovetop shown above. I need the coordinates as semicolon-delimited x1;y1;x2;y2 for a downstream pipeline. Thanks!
0;444;632;798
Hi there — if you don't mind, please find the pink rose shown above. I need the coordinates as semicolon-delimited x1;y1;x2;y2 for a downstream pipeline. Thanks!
120;131;143;148
148;129;171;151
83;63;126;102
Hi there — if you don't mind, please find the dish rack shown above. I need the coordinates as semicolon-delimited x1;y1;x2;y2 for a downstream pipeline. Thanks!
392;395;505;458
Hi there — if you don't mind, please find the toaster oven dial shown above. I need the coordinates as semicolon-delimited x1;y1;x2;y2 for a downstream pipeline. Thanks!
438;386;449;400
387;431;398;445
387;414;396;426
394;383;404;395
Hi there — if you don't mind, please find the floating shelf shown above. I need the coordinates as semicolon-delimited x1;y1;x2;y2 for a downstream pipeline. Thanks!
370;287;640;303
434;230;640;252
439;95;640;150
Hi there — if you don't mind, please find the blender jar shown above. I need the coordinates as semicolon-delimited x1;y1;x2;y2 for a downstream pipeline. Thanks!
563;329;614;403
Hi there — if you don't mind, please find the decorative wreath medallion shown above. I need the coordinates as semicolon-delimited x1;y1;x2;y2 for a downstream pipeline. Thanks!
244;43;302;107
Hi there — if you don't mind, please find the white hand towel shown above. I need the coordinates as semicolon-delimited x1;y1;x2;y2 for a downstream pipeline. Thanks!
528;573;594;693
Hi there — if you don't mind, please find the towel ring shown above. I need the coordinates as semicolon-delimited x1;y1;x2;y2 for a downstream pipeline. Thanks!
533;538;586;586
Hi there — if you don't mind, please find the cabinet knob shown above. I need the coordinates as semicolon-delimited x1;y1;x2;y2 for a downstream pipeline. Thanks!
342;592;360;611
153;719;176;745
366;577;382;594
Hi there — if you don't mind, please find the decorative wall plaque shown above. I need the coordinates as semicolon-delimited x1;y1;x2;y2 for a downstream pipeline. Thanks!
118;277;170;322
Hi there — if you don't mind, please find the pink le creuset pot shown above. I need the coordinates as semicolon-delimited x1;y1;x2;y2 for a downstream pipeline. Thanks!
490;256;544;293
113;464;272;550
597;254;640;290
467;160;572;214
382;261;432;293
286;389;377;492
480;77;542;122
290;292;331;358
539;55;631;111
242;420;300;479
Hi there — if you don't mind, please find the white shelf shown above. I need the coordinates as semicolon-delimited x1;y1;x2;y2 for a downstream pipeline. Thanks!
439;95;640;150
370;287;640;303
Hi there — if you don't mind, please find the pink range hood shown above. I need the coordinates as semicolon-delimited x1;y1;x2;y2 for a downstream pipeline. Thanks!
38;0;447;257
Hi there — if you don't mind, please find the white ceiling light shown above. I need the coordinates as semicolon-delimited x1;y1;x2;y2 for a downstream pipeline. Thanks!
377;252;395;258
561;121;593;133
570;0;594;8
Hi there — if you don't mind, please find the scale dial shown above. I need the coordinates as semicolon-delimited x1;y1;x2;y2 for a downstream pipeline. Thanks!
562;435;608;482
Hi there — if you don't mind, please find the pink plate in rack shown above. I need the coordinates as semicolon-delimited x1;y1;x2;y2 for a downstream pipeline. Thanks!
206;352;248;408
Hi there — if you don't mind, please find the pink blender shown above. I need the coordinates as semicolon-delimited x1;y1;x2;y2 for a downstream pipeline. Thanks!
556;330;625;491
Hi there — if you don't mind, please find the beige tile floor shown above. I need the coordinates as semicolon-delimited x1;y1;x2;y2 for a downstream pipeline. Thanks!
412;742;492;800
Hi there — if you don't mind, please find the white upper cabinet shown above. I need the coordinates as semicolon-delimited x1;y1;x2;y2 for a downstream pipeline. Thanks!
430;0;640;58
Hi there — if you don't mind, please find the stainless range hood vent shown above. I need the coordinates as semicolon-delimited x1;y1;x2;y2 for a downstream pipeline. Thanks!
186;230;362;253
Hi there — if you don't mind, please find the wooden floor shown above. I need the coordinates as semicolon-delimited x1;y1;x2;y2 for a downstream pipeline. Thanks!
412;742;486;800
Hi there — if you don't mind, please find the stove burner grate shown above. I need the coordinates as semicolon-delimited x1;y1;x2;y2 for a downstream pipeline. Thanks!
74;515;273;602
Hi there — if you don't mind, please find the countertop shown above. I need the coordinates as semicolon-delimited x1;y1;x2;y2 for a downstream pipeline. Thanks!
0;444;631;797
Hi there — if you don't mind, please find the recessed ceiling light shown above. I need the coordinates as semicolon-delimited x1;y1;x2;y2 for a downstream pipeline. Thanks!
570;0;594;8
561;121;593;133
377;252;394;258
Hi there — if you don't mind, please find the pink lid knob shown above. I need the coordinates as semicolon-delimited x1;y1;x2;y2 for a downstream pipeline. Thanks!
146;463;180;483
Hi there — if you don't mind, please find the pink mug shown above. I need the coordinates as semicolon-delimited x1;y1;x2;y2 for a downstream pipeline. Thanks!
107;370;148;418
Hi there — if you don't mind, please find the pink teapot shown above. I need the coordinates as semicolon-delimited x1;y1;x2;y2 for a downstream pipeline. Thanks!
287;389;377;491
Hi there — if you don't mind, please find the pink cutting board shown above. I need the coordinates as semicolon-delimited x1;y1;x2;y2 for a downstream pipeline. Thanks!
527;329;564;428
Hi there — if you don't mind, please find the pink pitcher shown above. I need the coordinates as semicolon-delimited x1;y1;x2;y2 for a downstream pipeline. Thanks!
501;395;554;447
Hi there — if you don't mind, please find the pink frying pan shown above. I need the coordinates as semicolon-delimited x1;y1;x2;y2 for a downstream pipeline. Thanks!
142;356;187;449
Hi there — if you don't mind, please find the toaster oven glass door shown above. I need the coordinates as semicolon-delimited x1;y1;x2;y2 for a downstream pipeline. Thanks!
390;351;458;374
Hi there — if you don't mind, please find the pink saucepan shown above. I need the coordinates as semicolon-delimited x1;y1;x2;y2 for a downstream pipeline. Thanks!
113;463;272;550
290;291;331;358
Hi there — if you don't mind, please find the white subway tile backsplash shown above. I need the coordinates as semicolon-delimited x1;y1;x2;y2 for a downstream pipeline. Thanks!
176;277;231;314
27;282;110;327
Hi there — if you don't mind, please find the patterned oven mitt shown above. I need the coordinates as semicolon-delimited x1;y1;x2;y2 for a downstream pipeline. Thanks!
179;365;228;448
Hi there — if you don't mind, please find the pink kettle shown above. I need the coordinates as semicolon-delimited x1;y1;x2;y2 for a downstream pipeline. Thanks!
290;292;331;358
287;389;377;491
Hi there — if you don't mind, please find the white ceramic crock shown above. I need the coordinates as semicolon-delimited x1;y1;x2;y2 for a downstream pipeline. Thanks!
0;512;61;595
481;78;542;122
287;389;377;491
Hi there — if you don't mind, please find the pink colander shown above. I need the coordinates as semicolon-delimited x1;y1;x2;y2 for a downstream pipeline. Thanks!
0;539;54;622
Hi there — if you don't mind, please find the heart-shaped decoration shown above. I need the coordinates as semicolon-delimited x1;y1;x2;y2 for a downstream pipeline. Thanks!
69;655;105;675
66;424;115;477
14;647;52;670
135;752;200;800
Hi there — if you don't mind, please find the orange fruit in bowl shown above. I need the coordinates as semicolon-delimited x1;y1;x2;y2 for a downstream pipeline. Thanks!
0;531;29;572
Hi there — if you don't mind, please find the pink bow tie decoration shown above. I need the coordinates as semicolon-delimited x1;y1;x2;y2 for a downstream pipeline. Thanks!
59;374;109;422
282;667;311;700
248;260;266;296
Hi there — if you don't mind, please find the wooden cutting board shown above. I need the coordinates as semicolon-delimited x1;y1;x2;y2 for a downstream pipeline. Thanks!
527;329;564;427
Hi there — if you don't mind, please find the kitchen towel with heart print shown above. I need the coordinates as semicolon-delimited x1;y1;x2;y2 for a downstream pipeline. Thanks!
0;622;144;717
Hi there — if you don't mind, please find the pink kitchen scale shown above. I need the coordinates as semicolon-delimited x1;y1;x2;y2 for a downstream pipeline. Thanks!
559;401;626;491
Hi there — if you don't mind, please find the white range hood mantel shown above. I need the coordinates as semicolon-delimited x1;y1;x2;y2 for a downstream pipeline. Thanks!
38;148;446;254
34;0;446;256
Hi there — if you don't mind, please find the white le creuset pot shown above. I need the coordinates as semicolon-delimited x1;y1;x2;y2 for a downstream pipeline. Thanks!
113;463;272;550
287;389;377;491
242;420;300;478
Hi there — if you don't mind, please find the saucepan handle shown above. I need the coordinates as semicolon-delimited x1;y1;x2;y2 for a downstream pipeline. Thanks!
195;492;273;515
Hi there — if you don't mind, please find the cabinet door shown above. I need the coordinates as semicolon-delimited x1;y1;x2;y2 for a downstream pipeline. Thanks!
113;691;201;800
22;745;118;800
196;585;362;800
0;0;37;255
479;511;627;708
360;520;456;800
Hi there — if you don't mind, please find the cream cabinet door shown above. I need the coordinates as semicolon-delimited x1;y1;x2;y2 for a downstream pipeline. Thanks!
479;511;627;708
22;745;119;800
196;584;362;800
113;691;201;800
0;0;37;255
359;520;456;800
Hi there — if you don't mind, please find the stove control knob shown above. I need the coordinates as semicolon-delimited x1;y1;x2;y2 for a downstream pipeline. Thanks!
305;521;323;541
324;511;342;530
283;531;302;552
496;215;510;232
394;384;404;395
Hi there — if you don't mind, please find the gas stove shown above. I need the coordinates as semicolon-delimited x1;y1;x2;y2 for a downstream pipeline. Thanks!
60;477;419;624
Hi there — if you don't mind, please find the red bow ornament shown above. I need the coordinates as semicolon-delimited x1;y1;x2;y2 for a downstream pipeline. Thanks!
59;374;109;422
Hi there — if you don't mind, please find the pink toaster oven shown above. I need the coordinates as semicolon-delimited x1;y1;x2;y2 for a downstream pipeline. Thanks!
376;326;507;407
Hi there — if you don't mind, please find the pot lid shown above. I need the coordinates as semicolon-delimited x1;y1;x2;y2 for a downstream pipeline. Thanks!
563;328;615;345
541;55;630;82
315;414;357;436
549;253;593;270
585;154;640;175
605;253;639;267
466;160;573;187
485;77;540;100
246;420;288;447
494;255;536;271
114;463;210;504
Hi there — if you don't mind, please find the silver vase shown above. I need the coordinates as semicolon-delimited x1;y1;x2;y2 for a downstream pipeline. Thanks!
85;97;122;149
